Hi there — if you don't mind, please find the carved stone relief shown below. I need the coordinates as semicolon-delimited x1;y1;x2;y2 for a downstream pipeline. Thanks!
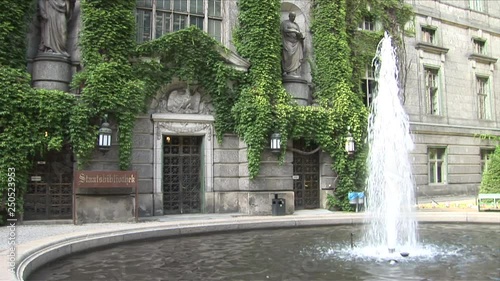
154;85;214;114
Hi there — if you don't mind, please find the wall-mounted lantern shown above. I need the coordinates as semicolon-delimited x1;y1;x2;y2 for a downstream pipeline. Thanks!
345;126;355;155
270;133;281;153
98;114;112;154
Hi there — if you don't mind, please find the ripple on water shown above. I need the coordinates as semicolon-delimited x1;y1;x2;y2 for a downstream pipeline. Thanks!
28;224;500;281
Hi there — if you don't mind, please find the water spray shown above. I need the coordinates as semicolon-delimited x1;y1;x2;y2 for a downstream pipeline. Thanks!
361;31;418;254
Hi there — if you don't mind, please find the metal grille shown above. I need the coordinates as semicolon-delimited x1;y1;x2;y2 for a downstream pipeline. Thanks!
24;149;73;220
293;140;320;209
163;136;202;214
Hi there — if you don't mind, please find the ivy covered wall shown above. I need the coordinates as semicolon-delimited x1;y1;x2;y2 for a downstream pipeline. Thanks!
0;0;76;223
70;0;146;169
0;0;414;222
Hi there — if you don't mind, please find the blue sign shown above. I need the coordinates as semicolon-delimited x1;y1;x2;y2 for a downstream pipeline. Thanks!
348;192;365;200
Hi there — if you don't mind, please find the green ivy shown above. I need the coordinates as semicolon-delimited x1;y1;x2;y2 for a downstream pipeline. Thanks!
0;0;414;220
310;0;369;210
233;0;292;177
0;67;75;223
70;0;145;169
347;0;413;101
0;2;76;223
135;26;241;141
0;0;34;68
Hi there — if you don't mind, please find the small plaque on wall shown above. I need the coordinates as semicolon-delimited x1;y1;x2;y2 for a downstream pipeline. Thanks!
31;176;42;182
292;175;299;180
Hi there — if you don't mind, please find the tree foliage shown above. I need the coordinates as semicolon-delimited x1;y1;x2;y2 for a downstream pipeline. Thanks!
480;146;500;194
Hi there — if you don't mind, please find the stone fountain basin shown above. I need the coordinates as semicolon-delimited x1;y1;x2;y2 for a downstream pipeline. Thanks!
4;212;499;280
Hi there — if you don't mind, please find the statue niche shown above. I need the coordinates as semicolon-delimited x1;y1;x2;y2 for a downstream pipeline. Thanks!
157;87;213;114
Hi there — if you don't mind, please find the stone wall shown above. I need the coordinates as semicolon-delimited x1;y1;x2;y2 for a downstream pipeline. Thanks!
131;115;155;216
410;124;498;196
213;134;295;215
404;1;500;196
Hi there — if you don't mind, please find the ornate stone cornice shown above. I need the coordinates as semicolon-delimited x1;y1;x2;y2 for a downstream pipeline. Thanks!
216;46;250;72
156;121;212;141
468;53;498;65
415;42;449;55
151;113;214;122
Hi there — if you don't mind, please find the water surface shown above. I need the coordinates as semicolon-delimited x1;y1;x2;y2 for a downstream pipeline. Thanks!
29;223;500;281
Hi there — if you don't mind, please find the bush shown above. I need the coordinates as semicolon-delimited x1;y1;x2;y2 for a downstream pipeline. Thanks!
479;146;500;194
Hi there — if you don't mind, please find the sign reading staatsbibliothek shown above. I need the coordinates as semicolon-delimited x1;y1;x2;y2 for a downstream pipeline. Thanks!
75;170;137;188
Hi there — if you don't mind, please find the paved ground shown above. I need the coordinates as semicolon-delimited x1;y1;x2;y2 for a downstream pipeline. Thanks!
1;211;337;251
0;195;487;252
416;194;476;204
416;194;478;211
0;194;490;252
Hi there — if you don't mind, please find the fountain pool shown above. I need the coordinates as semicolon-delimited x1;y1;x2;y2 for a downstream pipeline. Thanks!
28;223;500;281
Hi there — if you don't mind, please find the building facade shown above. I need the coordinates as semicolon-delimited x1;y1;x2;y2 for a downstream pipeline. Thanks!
22;0;499;221
402;0;499;196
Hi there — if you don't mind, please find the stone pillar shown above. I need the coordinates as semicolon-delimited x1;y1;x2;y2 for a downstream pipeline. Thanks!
282;75;310;105
32;53;72;92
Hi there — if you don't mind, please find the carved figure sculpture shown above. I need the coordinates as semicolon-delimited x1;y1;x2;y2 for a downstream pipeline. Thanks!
167;88;201;114
281;12;304;76
38;0;73;56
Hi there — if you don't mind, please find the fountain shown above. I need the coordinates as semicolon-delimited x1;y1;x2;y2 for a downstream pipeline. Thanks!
24;33;500;281
360;32;418;257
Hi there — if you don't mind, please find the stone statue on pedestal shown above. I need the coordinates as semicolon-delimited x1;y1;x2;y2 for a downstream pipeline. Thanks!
281;12;304;77
38;0;74;57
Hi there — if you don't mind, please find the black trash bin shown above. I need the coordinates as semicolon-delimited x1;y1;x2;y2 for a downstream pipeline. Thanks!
272;194;286;216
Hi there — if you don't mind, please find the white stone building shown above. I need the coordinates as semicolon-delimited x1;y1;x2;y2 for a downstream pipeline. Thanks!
402;0;499;196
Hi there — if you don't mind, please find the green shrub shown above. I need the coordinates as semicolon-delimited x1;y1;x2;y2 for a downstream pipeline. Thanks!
479;146;500;194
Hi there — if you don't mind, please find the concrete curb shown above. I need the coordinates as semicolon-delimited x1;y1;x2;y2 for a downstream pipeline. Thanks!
2;212;499;281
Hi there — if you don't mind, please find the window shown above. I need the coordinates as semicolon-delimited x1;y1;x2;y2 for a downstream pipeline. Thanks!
136;0;222;43
425;68;440;115
358;16;375;31
470;0;484;12
361;66;376;107
480;149;494;174
421;27;436;44
477;76;491;120
429;147;447;184
473;38;486;55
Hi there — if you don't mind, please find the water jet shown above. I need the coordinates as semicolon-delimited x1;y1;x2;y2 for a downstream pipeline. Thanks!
360;31;417;257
